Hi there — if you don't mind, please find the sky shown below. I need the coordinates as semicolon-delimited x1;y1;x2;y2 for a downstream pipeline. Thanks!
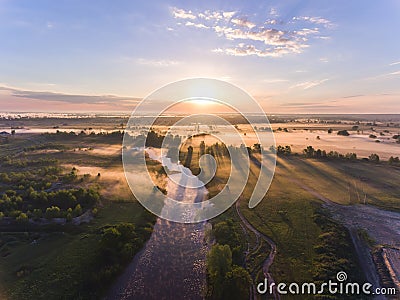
0;0;399;113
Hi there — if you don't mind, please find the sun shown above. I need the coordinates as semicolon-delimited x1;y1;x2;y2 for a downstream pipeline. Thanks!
189;99;215;106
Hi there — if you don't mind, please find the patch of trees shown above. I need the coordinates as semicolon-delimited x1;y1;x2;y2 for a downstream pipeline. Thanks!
41;130;124;143
206;244;252;300
2;157;59;168
0;186;99;220
205;142;230;158
94;222;153;286
212;219;244;264
312;207;365;289
0;155;102;221
206;219;251;299
275;145;292;155
143;131;181;148
303;146;357;161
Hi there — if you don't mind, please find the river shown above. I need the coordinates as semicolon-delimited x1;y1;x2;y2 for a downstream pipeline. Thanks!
106;148;210;300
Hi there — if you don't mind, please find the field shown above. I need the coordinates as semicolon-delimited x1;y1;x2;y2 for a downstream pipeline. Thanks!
0;130;156;299
180;132;399;298
0;114;399;299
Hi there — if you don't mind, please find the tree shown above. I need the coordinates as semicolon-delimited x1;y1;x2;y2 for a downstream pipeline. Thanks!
223;266;252;300
212;220;242;264
200;141;206;156
276;145;291;155
45;206;61;219
32;208;42;220
74;204;82;216
369;153;380;162
206;244;232;299
184;146;194;168
388;156;399;165
16;212;28;223
345;153;357;161
337;130;350;136
100;223;138;260
101;227;121;254
304;146;315;158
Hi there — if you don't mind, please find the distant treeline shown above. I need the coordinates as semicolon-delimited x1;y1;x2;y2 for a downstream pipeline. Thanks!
41;130;124;142
269;144;400;165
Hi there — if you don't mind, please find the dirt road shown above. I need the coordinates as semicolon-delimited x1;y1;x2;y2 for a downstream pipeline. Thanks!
236;197;280;300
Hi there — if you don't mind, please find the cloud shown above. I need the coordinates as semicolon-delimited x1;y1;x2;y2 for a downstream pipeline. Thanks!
0;85;141;105
316;36;331;40
291;79;329;90
215;42;308;58
281;101;326;107
171;7;196;20
170;7;333;58
222;11;236;20
198;10;223;21
136;58;180;67
263;78;290;83
270;8;278;16
213;26;308;49
295;28;320;36
185;21;209;29
389;61;400;66
389;70;400;75
292;16;335;28
231;17;256;29
341;94;364;99
265;19;278;25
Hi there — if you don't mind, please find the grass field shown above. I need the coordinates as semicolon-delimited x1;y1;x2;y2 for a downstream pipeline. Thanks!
1;126;399;299
0;132;156;299
277;156;400;211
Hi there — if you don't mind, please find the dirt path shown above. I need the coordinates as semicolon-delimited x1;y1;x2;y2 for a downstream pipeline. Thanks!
236;197;280;300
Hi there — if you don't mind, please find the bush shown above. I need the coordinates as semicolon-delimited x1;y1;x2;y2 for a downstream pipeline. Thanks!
45;206;61;219
337;130;350;136
16;212;28;223
369;153;380;162
388;156;400;165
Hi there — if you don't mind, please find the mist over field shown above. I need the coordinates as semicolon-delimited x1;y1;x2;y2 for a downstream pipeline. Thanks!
0;0;399;299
